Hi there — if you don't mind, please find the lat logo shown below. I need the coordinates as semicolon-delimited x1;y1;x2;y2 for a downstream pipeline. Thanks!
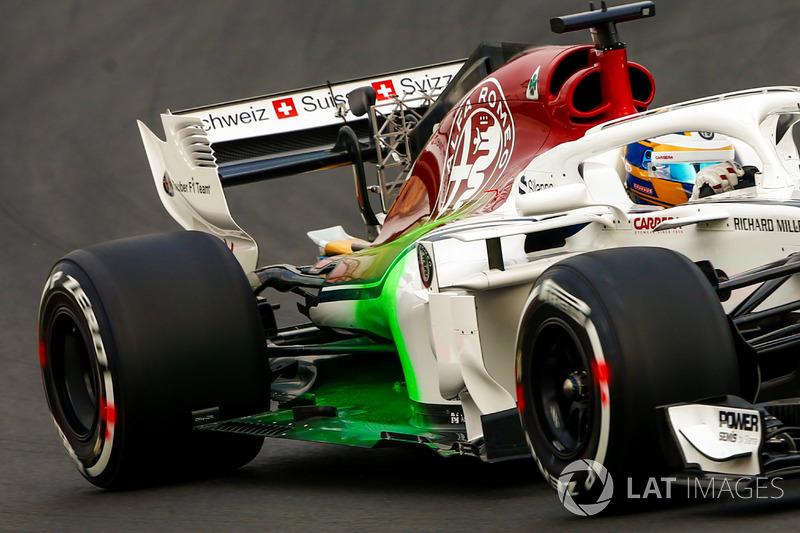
371;79;397;101
272;97;299;119
442;77;515;210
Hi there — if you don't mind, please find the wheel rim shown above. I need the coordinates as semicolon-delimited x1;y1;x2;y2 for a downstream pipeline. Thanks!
49;308;100;442
530;318;594;460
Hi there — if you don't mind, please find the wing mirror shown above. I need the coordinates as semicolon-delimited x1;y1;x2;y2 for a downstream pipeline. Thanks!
347;86;377;117
515;182;627;220
515;183;592;216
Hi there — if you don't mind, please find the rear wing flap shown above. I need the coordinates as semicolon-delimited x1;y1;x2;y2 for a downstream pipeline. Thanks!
185;43;533;187
178;61;465;186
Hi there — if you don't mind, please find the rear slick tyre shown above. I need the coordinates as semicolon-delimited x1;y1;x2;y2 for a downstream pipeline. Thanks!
516;247;740;510
39;231;269;489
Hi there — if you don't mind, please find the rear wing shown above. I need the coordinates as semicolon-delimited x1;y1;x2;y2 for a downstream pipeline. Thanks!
179;60;464;182
138;41;538;272
182;61;463;142
138;61;463;271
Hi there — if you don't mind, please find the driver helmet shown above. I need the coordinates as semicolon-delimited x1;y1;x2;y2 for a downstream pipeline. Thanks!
624;132;735;206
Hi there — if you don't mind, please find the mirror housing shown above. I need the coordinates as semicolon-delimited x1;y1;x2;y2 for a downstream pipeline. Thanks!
515;182;628;221
515;183;592;216
347;86;377;117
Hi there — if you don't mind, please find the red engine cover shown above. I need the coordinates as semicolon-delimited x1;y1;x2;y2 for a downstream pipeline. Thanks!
374;44;654;245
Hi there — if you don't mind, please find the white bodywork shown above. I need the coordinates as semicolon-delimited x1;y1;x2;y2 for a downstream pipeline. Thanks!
181;61;464;144
141;84;800;444
666;404;762;476
138;114;260;272
375;88;800;441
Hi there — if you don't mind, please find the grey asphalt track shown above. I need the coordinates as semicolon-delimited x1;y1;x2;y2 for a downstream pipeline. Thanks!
5;1;800;531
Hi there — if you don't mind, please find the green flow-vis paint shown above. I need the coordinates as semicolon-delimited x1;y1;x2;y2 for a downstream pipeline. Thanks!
357;250;420;400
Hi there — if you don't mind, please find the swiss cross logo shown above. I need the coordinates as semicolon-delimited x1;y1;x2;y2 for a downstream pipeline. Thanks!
371;80;397;101
272;98;298;119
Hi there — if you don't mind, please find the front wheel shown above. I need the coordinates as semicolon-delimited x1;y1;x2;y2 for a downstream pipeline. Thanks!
39;231;269;488
516;247;740;509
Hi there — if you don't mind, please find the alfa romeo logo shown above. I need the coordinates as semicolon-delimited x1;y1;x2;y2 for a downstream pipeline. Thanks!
442;77;515;210
417;245;434;289
558;459;614;516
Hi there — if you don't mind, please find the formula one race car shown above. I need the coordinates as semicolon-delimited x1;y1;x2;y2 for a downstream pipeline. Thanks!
38;1;800;510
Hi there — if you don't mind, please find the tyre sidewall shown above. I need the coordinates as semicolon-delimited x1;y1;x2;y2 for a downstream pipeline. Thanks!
517;271;619;503
40;261;123;487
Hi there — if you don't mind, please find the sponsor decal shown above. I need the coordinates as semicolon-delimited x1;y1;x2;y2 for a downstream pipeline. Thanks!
526;66;541;100
733;217;800;233
524;282;612;513
192;407;220;427
170;177;211;195
417;244;434;289
636;214;795;234
699;131;715;140
518;173;553;194
44;270;116;476
653;154;674;161
633;216;677;232
272;97;299;119
449;410;465;424
443;77;515;209
202;105;269;131
302;93;346;113
399;73;454;95
371;79;397;101
717;426;759;445
632;182;654;195
719;410;759;432
538;278;592;325
188;62;463;143
734;217;774;232
776;219;800;232
162;172;174;197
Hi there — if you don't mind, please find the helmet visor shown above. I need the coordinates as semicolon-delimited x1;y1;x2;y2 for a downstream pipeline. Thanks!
651;161;717;184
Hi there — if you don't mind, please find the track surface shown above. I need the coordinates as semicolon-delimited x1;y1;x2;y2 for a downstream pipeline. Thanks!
5;1;800;530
